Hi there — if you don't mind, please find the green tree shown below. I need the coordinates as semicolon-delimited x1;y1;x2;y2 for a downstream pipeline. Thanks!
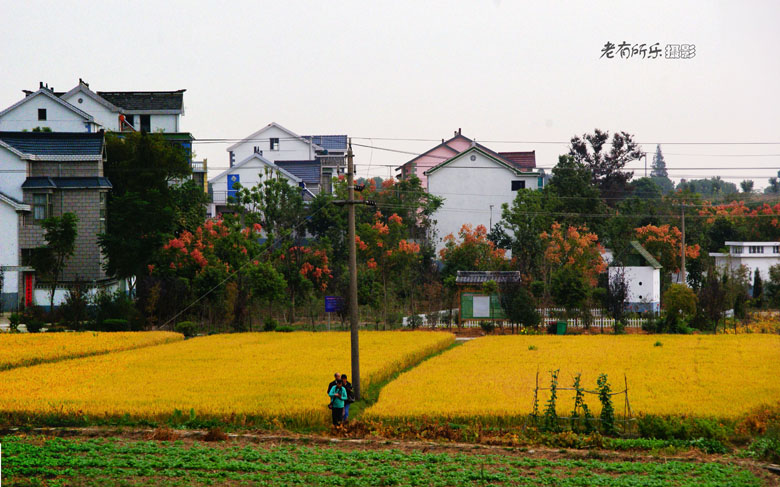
498;188;556;276
100;132;194;290
650;145;674;194
740;180;754;193
752;268;763;305
663;284;697;330
230;169;306;242
499;280;540;332
677;177;738;197
31;213;78;312
568;129;642;203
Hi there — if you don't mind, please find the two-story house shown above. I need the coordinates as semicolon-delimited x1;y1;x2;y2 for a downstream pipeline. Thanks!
710;241;780;296
407;131;544;252
210;123;347;215
0;80;205;193
0;132;110;309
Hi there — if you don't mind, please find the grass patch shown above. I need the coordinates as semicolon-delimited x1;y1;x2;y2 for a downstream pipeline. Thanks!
0;436;766;487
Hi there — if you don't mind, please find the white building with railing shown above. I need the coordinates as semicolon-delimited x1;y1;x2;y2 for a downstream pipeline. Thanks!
710;241;780;295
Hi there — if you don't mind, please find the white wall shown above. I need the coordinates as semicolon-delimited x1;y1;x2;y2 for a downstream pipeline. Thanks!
61;91;119;131
209;158;300;214
0;93;91;132
427;150;541;251
0;203;20;297
713;254;780;282
611;266;660;304
150;114;178;133
0;146;26;201
230;125;315;165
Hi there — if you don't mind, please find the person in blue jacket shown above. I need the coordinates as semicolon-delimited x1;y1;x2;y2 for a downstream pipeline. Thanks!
328;379;348;426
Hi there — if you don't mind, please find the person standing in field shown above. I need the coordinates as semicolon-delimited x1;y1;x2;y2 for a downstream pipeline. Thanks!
341;374;354;422
327;373;341;395
328;378;347;426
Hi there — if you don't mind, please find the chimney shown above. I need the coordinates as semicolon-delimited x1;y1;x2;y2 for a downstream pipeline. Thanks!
458;128;462;135
39;81;44;89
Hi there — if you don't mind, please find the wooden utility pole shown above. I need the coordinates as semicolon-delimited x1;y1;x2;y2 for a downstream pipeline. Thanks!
680;203;686;285
346;140;361;400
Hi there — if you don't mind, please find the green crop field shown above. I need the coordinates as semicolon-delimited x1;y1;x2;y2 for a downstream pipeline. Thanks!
1;436;767;487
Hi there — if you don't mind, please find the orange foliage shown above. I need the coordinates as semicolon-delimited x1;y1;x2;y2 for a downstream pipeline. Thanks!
540;222;605;285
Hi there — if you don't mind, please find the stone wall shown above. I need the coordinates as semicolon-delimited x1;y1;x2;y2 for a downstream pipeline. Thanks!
19;188;107;282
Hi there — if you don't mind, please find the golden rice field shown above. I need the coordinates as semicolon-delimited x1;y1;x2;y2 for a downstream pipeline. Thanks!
0;331;182;370
365;334;780;420
0;331;453;425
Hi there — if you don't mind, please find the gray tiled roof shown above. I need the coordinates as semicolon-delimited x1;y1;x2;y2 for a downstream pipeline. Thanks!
455;271;522;284
22;177;112;189
0;132;103;156
303;135;348;151
97;90;184;111
274;160;321;184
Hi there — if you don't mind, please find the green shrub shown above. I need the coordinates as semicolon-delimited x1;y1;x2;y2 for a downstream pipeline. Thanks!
174;321;198;337
102;318;130;332
479;320;495;334
26;319;45;333
637;415;731;441
407;314;423;329
613;321;626;334
663;284;697;331
275;326;295;333
263;317;278;332
60;284;90;330
92;290;139;330
744;435;780;463
8;312;22;332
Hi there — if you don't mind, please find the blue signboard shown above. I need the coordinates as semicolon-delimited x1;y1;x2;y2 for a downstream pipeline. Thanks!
227;174;240;199
325;296;345;313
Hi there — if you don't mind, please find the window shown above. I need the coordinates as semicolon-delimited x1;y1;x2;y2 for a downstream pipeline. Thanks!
511;180;525;191
125;114;135;127
732;246;743;254
99;192;107;234
229;151;235;167
140;114;151;133
321;169;333;194
749;246;764;254
32;193;52;222
37;108;47;120
774;246;780;254
270;138;279;151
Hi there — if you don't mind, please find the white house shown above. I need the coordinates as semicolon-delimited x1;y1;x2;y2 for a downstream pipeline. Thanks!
710;241;780;294
604;241;662;313
0;86;100;132
224;122;347;195
208;153;311;216
1;80;185;134
424;144;544;252
0;192;30;311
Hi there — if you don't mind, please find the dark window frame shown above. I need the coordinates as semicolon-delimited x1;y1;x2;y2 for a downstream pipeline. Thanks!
38;108;47;121
32;193;52;223
270;138;280;151
140;114;151;133
511;180;526;191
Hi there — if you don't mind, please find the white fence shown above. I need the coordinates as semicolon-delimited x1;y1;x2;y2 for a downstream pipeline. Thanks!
404;308;654;329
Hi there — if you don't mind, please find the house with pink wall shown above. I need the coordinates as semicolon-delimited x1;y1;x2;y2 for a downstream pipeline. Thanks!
396;129;538;190
396;129;474;188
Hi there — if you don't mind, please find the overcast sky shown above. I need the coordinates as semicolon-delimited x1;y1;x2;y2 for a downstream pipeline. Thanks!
2;0;779;187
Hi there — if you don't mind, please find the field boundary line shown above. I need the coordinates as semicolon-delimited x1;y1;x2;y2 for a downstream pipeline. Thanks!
0;334;183;373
